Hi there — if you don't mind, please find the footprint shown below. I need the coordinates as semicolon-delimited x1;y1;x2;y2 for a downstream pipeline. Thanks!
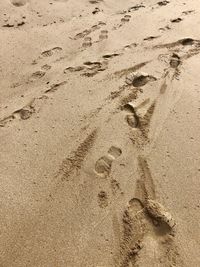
3;14;26;28
170;53;181;68
108;146;122;159
98;191;108;208
122;103;140;128
128;4;145;12
73;22;105;40
31;70;46;79
95;156;113;175
92;7;100;14
3;22;14;28
64;66;85;73
95;146;122;176
102;53;120;59
64;61;108;77
157;0;169;6
91;24;100;31
73;29;91;40
82;37;92;48
41;50;53;57
11;0;28;7
82;61;108;77
121;14;131;23
159;25;171;32
99;30;108;40
154;38;195;49
122;100;156;137
52;47;62;53
89;0;103;3
124;43;138;50
41;64;52;71
14;107;34;120
111;179;122;195
0;100;35;127
126;115;138;128
182;10;194;15
170;17;183;23
41;47;62;57
180;37;194;46
125;72;157;87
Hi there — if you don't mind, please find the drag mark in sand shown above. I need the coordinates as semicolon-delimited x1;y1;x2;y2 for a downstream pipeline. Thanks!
59;129;97;181
45;81;67;94
118;157;178;266
113;61;150;79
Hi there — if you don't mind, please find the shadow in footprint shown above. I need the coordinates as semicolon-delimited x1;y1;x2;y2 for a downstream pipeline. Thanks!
126;72;157;87
108;146;122;159
95;156;113;176
11;0;28;7
95;146;122;176
122;103;140;129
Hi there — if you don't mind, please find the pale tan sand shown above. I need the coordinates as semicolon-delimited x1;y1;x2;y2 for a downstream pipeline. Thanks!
0;0;200;266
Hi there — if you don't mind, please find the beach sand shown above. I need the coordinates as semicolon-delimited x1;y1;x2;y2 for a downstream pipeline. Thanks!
0;0;200;266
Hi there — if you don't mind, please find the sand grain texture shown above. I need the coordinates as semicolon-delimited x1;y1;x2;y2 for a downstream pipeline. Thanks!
0;0;200;266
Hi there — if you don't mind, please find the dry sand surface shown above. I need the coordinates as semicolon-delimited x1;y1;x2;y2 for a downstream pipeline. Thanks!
1;0;200;266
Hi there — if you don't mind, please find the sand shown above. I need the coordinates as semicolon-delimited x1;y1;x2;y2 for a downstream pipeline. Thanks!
0;0;200;266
